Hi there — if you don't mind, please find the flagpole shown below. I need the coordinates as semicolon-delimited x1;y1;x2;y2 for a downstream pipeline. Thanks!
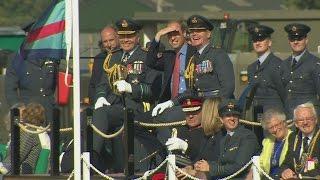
71;0;81;179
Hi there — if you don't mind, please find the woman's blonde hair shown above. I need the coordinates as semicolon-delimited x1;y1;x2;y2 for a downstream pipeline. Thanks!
21;103;46;126
201;98;223;136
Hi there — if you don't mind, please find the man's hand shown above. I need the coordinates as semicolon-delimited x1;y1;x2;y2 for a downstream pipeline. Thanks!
281;168;297;180
194;160;210;172
176;166;196;180
113;80;132;93
94;97;111;110
155;26;180;42
151;100;174;116
165;137;188;153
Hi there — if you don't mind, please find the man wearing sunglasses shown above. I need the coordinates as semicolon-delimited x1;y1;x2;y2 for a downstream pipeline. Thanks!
280;23;320;119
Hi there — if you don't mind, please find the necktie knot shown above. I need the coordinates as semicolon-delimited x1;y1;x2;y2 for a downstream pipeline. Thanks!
122;52;130;63
292;57;297;68
256;60;261;70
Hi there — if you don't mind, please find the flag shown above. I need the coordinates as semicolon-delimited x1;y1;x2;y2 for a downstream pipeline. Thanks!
13;0;71;77
24;0;68;61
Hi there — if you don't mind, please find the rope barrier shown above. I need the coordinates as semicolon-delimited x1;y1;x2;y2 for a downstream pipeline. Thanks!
67;169;74;180
134;158;169;180
81;155;115;180
135;120;186;127
90;123;124;139
251;157;274;180
18;123;50;134
60;127;73;132
171;163;202;180
18;122;73;133
218;160;253;180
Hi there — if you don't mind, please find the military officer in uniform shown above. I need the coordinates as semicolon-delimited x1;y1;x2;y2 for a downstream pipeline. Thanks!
5;33;59;124
247;24;286;113
91;18;162;173
152;15;235;119
246;24;286;145
194;99;259;179
280;102;320;179
281;23;320;119
88;26;120;104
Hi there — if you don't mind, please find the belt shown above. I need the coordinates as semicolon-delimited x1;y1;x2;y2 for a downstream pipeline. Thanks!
197;90;219;98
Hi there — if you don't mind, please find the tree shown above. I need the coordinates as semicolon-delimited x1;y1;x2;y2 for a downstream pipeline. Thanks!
284;0;320;9
0;0;50;26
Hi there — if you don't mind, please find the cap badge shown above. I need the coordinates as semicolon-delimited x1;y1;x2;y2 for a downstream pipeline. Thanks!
227;103;234;109
187;99;191;105
121;20;128;28
254;27;259;33
191;17;198;24
292;26;297;32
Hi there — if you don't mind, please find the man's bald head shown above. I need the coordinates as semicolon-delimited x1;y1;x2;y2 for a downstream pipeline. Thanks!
100;26;119;52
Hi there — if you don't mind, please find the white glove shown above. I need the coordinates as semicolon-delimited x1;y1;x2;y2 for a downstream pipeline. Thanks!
94;97;111;110
113;80;132;93
166;137;188;153
151;100;174;117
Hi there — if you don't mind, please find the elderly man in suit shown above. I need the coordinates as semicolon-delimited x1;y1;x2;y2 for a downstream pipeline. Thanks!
280;102;320;179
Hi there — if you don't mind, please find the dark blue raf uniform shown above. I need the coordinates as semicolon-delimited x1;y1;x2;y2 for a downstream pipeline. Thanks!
246;25;286;145
175;15;235;105
207;99;259;179
5;57;59;123
280;23;320;118
247;25;286;112
88;49;118;105
91;18;163;172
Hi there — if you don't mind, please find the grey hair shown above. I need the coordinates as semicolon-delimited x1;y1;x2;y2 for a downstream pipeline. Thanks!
293;102;317;121
261;108;286;130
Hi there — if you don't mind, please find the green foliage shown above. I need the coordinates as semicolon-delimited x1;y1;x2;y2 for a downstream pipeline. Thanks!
0;0;50;26
284;0;320;9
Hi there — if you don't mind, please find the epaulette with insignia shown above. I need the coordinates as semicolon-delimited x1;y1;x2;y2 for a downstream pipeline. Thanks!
141;47;148;52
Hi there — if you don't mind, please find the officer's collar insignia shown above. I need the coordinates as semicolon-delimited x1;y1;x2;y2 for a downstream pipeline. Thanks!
254;27;259;33
187;99;191;105
121;20;128;28
227;103;234;109
192;17;198;24
292;26;297;32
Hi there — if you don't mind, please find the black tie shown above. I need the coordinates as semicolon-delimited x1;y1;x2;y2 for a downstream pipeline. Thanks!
256;60;261;70
292;58;297;68
224;134;232;151
303;137;309;153
122;52;130;63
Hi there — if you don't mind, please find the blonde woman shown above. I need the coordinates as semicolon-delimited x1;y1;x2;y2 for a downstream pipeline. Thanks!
166;97;223;179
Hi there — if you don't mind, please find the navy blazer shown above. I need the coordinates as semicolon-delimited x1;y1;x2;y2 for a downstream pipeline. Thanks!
146;39;196;103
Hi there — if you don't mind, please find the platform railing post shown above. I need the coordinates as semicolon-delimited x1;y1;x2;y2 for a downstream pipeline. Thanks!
10;108;20;175
167;154;176;180
82;152;91;180
50;108;60;176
